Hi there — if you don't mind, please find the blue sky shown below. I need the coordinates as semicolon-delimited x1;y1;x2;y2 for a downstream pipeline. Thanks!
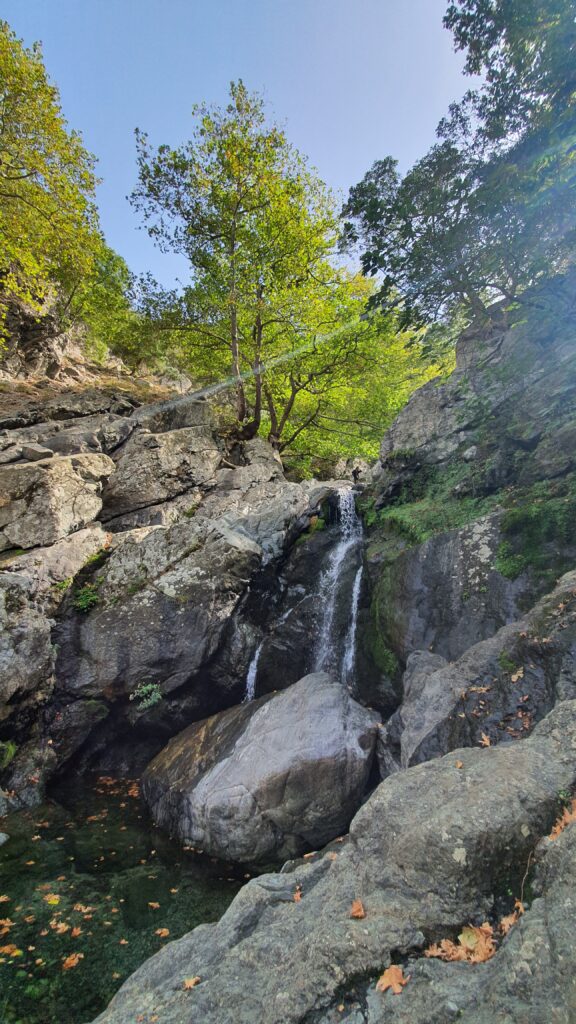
4;0;470;286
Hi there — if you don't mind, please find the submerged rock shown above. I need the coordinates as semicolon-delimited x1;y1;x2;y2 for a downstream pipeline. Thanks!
142;673;380;864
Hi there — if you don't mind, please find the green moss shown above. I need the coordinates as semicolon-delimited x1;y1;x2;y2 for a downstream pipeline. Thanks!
496;475;576;583
369;632;399;677
0;740;17;771
82;548;109;571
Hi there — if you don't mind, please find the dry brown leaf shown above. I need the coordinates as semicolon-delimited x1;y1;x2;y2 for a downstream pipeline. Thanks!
549;797;576;839
376;964;410;995
0;896;10;904
455;760;464;769
183;976;201;990
293;886;303;902
479;733;491;747
155;927;170;938
350;899;366;919
148;901;160;909
71;926;82;938
511;667;524;683
425;923;496;964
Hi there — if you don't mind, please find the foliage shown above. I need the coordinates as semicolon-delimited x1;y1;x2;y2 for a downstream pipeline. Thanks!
375;964;410;995
72;583;100;613
425;922;496;963
131;81;432;453
341;1;576;331
495;476;576;581
129;682;163;712
0;22;102;335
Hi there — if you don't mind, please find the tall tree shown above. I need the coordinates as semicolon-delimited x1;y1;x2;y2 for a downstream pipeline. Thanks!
131;81;377;445
0;21;102;333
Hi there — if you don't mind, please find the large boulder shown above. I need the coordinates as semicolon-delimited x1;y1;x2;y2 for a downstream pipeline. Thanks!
101;426;222;521
94;700;576;1024
0;453;114;550
142;673;380;864
54;518;262;700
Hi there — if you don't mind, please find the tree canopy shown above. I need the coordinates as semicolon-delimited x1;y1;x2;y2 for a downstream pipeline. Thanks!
0;22;102;331
131;81;422;451
341;0;576;332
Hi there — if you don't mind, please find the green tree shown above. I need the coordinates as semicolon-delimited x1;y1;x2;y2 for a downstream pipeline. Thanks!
0;21;102;333
342;1;576;330
131;81;378;445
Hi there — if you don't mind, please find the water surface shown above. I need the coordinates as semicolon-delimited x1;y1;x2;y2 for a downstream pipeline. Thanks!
0;775;244;1024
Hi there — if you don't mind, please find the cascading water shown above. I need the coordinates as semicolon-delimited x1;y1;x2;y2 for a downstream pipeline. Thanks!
312;488;364;679
242;487;364;700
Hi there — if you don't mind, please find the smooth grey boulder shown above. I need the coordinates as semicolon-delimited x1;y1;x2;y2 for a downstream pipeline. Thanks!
377;569;576;777
94;700;576;1024
0;453;114;550
142;673;380;863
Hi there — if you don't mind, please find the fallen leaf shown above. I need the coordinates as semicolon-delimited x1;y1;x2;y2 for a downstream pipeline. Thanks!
62;952;84;970
0;944;22;957
425;923;496;964
350;899;366;919
71;926;82;938
549;797;576;839
479;733;491;747
148;901;160;910
43;893;61;906
0;896;10;904
155;927;170;938
119;938;129;945
376;965;410;995
455;760;464;769
183;976;201;990
511;667;524;683
293;886;302;902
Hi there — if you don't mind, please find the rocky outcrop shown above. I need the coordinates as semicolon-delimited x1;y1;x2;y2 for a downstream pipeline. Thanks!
378;569;576;776
94;700;576;1024
142;673;380;864
0;453;114;551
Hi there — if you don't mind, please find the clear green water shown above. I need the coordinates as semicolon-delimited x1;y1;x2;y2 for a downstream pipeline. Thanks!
0;775;244;1024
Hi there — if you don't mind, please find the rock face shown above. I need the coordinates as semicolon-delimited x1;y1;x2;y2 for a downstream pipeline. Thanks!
142;673;380;864
0;453;114;550
94;700;576;1024
377;569;576;777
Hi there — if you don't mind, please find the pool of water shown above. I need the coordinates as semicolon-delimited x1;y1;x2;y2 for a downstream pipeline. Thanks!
0;775;245;1024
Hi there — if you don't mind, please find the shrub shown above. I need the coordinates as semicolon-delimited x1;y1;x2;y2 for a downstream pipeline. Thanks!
129;682;163;712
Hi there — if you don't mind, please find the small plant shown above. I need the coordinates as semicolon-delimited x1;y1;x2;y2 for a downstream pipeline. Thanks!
73;582;100;613
53;577;73;592
82;548;109;570
498;651;516;674
129;682;163;711
0;740;17;771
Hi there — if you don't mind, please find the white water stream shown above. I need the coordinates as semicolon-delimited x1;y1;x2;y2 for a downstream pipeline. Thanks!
243;488;364;701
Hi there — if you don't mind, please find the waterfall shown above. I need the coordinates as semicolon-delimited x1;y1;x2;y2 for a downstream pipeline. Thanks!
342;563;363;683
243;640;264;702
312;488;363;679
242;487;364;701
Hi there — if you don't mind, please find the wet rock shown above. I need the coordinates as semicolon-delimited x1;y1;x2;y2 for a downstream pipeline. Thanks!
377;570;576;777
94;700;576;1024
371;512;531;664
142;673;380;864
0;453;114;550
